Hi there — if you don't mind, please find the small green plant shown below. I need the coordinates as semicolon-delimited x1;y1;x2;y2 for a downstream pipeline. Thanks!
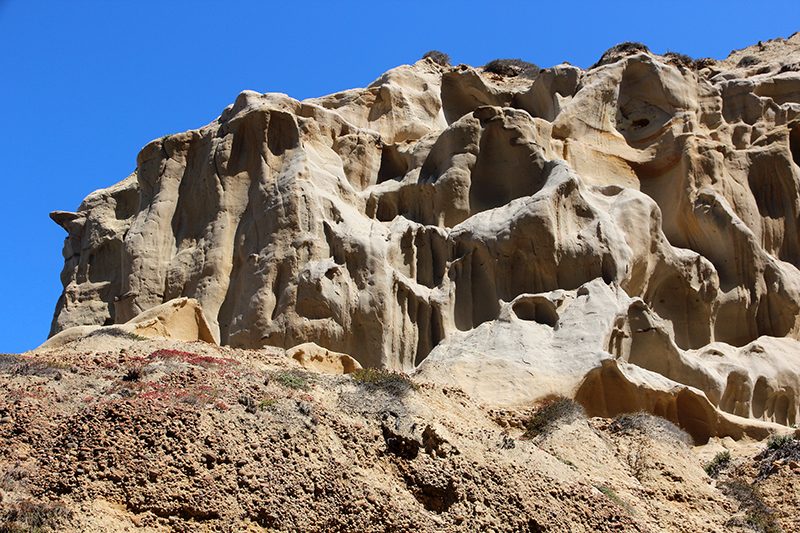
483;58;540;79
704;450;731;477
160;134;172;142
272;369;315;390
593;484;633;516
522;397;584;439
557;456;575;467
767;434;796;449
422;50;451;67
258;398;276;410
351;367;419;392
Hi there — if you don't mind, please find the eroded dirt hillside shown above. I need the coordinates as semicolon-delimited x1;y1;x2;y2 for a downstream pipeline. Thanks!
1;333;798;532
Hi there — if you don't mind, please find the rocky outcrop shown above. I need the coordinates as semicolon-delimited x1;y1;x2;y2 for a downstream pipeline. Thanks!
39;297;215;350
50;34;800;440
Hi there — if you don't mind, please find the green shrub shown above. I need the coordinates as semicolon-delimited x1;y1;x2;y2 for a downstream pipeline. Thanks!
704;450;731;477
272;369;315;390
755;433;800;480
483;58;540;79
663;52;694;68
523;397;584;439
258;398;276;410
422;50;451;67
767;434;795;449
591;41;650;69
351;367;419;392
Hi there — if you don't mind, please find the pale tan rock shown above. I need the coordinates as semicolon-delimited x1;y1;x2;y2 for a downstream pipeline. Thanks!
36;325;103;351
48;39;800;440
123;297;216;343
287;342;362;374
36;297;215;351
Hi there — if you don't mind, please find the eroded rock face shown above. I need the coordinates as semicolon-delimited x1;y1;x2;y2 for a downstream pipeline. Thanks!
51;34;800;439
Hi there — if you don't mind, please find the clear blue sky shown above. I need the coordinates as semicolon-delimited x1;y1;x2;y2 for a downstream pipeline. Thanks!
0;0;796;353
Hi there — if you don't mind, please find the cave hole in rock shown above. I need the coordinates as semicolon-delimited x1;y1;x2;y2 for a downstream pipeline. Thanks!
266;111;299;156
323;222;346;266
270;262;291;321
377;144;409;184
632;118;650;129
752;376;771;419
468;123;546;214
676;389;712;444
575;362;639;418
790;123;800;168
512;298;558;327
414;305;444;367
414;230;447;288
773;392;795;426
719;371;751;418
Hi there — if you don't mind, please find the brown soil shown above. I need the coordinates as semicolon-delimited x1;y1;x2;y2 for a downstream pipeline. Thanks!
0;335;797;532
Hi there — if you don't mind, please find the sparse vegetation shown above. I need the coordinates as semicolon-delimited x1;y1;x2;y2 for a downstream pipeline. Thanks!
591;41;650;69
0;500;72;533
720;480;780;533
593;484;633;516
258;397;276;410
767;434;796;449
663;52;694;69
704;450;731;477
483;58;540;79
738;55;762;68
610;411;692;446
755;433;800;481
422;50;451;67
272;369;315;390
522;397;584;439
351;367;419;393
9;358;67;379
148;349;238;368
87;327;148;341
122;363;144;382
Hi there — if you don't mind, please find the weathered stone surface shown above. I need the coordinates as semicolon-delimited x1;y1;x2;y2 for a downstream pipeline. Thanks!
287;342;362;374
50;34;800;439
38;297;215;350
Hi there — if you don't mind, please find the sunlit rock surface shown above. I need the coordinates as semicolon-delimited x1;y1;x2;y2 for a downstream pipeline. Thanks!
51;34;800;440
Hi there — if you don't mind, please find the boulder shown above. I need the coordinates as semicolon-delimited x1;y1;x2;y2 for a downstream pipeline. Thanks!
287;342;362;374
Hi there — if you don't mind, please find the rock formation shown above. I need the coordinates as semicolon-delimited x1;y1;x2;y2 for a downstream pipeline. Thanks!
50;34;800;441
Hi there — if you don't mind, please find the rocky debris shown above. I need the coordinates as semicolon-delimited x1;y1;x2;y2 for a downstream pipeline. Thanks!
2;337;799;532
0;336;800;532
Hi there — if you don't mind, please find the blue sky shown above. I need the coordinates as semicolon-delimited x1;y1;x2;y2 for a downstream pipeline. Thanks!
0;0;796;353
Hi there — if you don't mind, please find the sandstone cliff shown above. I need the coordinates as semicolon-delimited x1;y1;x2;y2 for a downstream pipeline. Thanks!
50;35;800;442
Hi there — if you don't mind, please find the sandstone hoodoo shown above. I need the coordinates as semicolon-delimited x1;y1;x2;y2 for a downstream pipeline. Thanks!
51;35;800;442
